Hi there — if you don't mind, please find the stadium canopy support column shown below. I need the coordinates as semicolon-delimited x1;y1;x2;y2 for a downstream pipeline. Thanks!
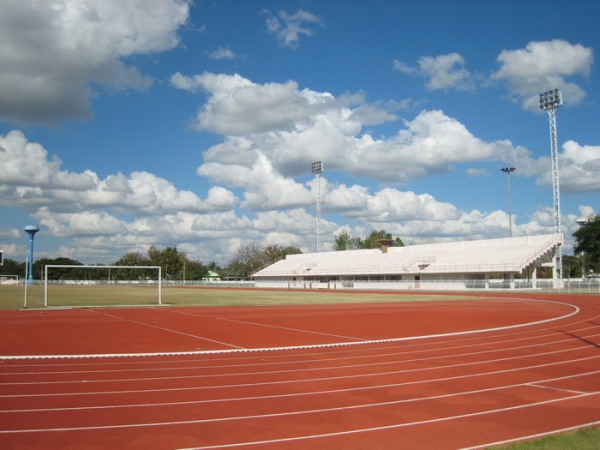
552;249;564;289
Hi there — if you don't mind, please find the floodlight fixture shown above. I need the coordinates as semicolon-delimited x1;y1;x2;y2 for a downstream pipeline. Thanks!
310;161;323;175
539;89;562;111
310;161;324;252
24;225;40;284
500;167;516;237
539;88;563;283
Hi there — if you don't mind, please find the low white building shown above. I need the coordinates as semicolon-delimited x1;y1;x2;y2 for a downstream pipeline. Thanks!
253;233;563;291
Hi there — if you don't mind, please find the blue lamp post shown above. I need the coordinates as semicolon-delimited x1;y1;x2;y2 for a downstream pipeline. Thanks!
24;225;39;284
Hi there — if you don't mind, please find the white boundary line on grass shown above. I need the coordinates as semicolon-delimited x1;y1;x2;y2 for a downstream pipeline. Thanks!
0;298;579;360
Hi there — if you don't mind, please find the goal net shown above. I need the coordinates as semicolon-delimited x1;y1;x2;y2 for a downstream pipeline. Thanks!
43;265;162;307
0;275;19;285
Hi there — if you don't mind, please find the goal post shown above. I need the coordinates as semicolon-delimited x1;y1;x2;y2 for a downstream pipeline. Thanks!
44;265;162;307
0;275;19;285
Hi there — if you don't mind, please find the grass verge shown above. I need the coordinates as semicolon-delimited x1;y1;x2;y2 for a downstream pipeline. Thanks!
0;284;470;310
493;425;600;449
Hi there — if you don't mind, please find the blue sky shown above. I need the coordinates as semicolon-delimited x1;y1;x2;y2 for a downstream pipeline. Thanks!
0;0;598;265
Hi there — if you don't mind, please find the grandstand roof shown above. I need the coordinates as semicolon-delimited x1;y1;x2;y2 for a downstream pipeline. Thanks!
253;233;563;278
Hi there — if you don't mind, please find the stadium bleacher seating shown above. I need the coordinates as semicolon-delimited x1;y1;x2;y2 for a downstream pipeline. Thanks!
253;234;563;285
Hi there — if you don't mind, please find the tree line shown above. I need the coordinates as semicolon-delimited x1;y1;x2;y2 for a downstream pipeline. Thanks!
1;219;599;280
334;229;404;250
0;243;301;281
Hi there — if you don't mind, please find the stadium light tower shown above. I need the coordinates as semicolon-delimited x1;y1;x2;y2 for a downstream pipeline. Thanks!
539;88;563;283
500;167;516;237
310;161;324;252
24;225;40;284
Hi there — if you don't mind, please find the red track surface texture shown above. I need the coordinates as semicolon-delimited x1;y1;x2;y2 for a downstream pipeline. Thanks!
0;292;599;449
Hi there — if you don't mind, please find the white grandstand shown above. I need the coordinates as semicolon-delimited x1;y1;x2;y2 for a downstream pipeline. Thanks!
253;233;563;291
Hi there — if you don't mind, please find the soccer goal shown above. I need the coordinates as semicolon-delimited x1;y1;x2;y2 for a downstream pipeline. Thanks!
0;275;19;285
43;265;162;307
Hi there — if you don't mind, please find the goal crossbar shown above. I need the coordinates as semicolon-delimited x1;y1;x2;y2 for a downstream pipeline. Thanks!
44;265;162;307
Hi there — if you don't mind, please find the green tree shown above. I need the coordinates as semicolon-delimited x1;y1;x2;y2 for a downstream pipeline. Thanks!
573;216;600;275
562;255;581;279
34;257;83;280
263;244;302;262
0;258;26;278
113;248;209;281
361;230;404;249
226;243;301;279
148;246;183;279
114;251;150;266
182;259;208;280
334;229;404;250
333;229;362;250
207;261;222;272
113;251;153;280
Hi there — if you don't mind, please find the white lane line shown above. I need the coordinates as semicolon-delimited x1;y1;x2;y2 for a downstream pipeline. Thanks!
527;382;588;395
96;310;245;350
1;354;597;402
2;330;598;379
2;369;598;415
217;316;368;342
2;391;597;447
2;342;597;387
0;297;580;360
182;395;600;449
2;322;597;373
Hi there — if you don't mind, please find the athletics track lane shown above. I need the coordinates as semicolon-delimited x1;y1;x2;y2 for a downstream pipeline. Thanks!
0;296;578;356
0;293;598;449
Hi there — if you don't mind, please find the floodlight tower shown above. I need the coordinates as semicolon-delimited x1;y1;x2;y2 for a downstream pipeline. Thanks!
24;225;40;284
310;161;324;252
539;89;563;283
500;167;516;237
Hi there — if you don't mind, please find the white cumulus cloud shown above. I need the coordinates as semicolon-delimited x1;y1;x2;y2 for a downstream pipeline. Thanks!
491;39;593;111
0;130;237;214
0;0;190;125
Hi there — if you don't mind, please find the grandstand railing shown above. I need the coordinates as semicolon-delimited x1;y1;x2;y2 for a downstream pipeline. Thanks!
254;277;600;294
518;234;562;269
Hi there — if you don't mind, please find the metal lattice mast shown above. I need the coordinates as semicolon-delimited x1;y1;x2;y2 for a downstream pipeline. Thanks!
539;89;563;281
547;108;561;236
310;161;323;252
500;167;516;237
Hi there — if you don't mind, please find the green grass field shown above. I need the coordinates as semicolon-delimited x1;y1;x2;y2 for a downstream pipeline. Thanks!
0;284;597;448
492;426;600;449
0;284;468;310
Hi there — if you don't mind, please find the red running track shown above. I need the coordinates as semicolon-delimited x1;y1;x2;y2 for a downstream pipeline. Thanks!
0;292;598;449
